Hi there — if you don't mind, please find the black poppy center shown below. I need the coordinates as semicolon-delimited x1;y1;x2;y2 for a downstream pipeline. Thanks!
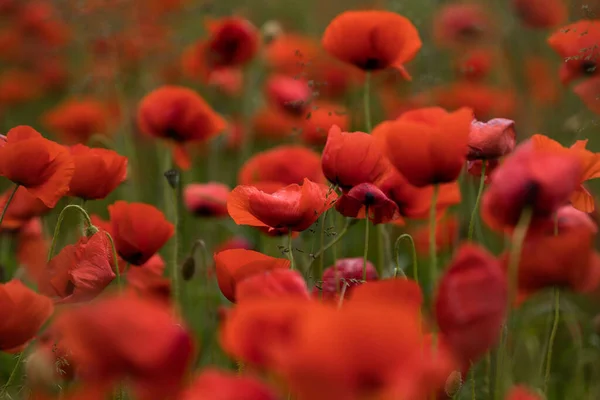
364;191;376;206
164;126;183;141
582;60;597;75
458;24;483;40
362;58;382;70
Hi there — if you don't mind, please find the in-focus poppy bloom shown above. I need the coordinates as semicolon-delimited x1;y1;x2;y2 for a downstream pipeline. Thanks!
108;201;174;266
265;74;311;116
137;85;227;170
548;20;600;85
316;258;378;300
412;214;459;256
214;249;290;302
301;101;349;145
512;0;567;28
506;385;544;400
435;244;506;368
531;134;600;212
67;144;127;200
453;49;494;82
53;293;194;400
39;231;116;304
574;76;600;115
0;279;53;352
431;82;517;120
322;10;422;78
502;227;600;301
236;269;310;303
277;302;455;400
204;17;259;68
42;98;112;144
374;107;473;187
228;178;337;233
0;126;74;208
184;182;230;217
467;118;516;161
322;125;389;190
335;183;400;224
481;140;582;232
180;369;278;400
525;56;560;105
0;187;50;231
238;145;325;186
433;3;495;49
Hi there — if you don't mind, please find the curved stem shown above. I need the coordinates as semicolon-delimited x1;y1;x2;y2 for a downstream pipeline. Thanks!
104;231;122;289
468;161;487;241
287;230;295;270
429;185;439;287
364;72;372;133
544;288;560;393
0;351;24;395
363;206;370;281
0;184;18;233
394;233;417;282
47;204;94;262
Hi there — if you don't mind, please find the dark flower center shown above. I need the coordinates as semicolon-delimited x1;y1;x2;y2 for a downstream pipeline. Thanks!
582;60;597;75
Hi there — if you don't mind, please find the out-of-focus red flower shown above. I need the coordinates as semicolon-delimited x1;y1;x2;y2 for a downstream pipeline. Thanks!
26;325;75;385
126;255;170;305
467;118;516;161
513;0;567;29
17;218;49;282
204;17;259;68
412;215;459;255
228;178;337;233
466;158;500;183
39;231;116;304
53;292;194;400
453;49;495;81
0;279;53;352
574;76;600;115
433;4;495;49
316;257;378;301
0;187;50;231
137;85;227;170
214;249;290;302
375;107;473;187
238;145;326;186
16;1;70;47
481;140;582;232
67;145;127;200
525;57;559;105
215;236;254;253
0;69;43;106
431;82;516;120
37;57;69;92
301;101;349;145
548;20;600;85
435;244;506;368
0;126;74;208
108;201;174;266
531;134;600;212
348;279;423;312
251;105;297;140
265;74;311;116
322;10;421;78
236;269;310;303
335;183;400;224
180;369;279;400
322;125;389;191
264;33;320;75
505;385;544;400
184;182;230;217
42;99;113;145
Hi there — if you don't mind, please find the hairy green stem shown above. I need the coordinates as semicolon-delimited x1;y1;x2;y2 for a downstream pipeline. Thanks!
468;161;487;241
363;206;370;281
47;204;94;262
394;233;417;282
288;230;295;270
0;184;18;234
429;185;439;287
0;352;24;395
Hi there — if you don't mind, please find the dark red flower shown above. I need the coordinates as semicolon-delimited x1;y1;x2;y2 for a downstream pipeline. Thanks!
316;258;378;300
204;17;259;68
433;4;495;49
453;49;494;82
0;187;50;231
467;118;516;160
335;183;400;224
184;182;230;217
265;74;311;116
236;269;310;303
180;369;278;400
512;0;567;29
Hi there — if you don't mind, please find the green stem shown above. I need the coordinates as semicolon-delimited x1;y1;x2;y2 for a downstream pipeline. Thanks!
104;231;122;289
376;224;386;277
47;205;94;262
544;288;560;393
0;351;24;395
287;230;295;270
171;178;181;305
310;218;355;267
364;72;373;133
0;184;19;233
394;233;417;282
318;209;329;280
429;184;439;288
494;207;533;399
471;364;477;400
468;161;487;241
363;206;370;281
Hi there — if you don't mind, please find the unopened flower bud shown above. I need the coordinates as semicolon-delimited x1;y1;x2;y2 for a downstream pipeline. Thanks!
85;224;99;237
181;256;196;281
164;168;180;189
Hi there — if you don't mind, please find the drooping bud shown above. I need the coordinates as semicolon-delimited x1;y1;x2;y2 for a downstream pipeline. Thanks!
181;256;196;281
164;168;180;190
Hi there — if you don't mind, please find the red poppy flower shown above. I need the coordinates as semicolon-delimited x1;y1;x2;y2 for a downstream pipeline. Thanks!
264;33;320;75
548;20;600;85
236;269;310;303
67;144;127;200
433;3;495;49
39;230;116;304
525;57;559;105
180;369;278;400
53;292;194;400
137;85;227;170
335;183;400;224
108;201;174;266
531;134;600;212
17;218;49;282
126;255;170;305
348;279;423;313
42;98;112;144
0;187;50;231
435;244;506;367
214;249;290;302
228;178;337;232
238;145;325;186
453;49;494;82
0;69;42;106
468;118;516;160
512;0;567;28
204;17;259;68
265;74;311;116
481;140;582;231
0;279;53;352
0;126;74;207
506;385;544;400
322;125;389;190
431;82;516;120
184;182;230;217
574;76;600;115
412;214;459;256
250;105;297;140
322;10;422;77
466;158;499;183
316;258;378;301
375;107;473;187
301;101;349;145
